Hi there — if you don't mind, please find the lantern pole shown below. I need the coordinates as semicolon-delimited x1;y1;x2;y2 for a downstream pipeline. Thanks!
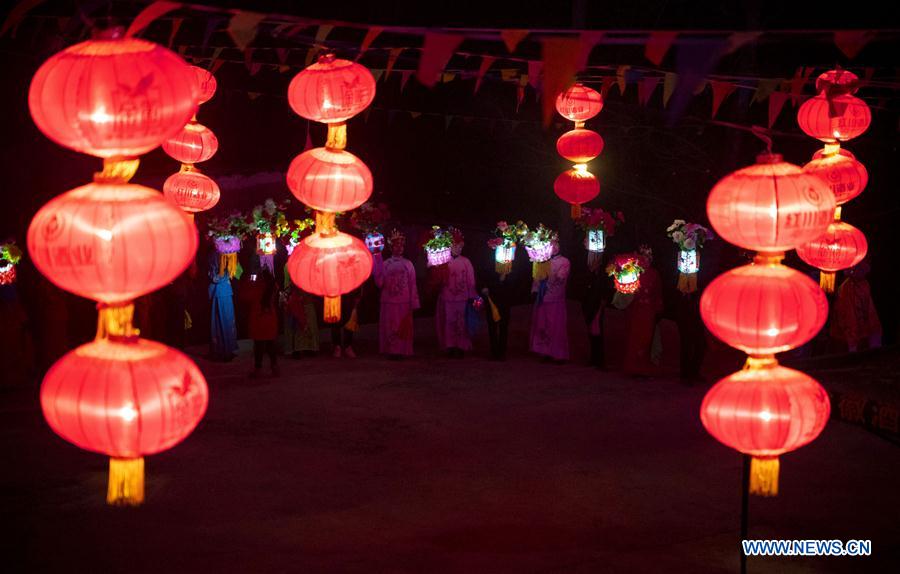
740;454;750;574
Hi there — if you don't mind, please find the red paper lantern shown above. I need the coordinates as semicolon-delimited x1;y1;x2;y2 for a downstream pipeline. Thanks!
803;146;868;205
41;337;208;504
556;129;604;163
286;147;373;212
29;29;197;158
163;169;220;213
797;94;871;143
191;65;217;104
700;263;828;355
815;69;859;95
27;182;197;303
162;120;218;164
288;54;376;124
707;153;836;252
796;221;867;293
554;167;600;207
555;83;603;123
286;231;373;322
701;361;830;495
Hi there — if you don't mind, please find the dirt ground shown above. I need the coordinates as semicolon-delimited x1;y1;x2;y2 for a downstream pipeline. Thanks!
2;304;898;573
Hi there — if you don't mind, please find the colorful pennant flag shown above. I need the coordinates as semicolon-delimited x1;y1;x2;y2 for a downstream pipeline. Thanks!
501;29;529;53
417;33;463;87
541;37;579;125
645;31;677;65
227;11;265;51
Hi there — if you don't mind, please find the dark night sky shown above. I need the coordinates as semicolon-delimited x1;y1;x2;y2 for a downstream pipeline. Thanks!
1;0;899;342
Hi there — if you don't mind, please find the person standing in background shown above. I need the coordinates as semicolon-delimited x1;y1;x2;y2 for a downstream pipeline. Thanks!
332;286;363;358
530;239;570;363
623;246;663;376
241;268;280;377
436;229;477;358
209;252;238;362
581;254;612;369
832;261;882;352
373;230;420;359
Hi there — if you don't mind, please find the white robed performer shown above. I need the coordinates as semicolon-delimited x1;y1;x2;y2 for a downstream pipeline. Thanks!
373;230;420;358
435;229;476;357
530;239;570;361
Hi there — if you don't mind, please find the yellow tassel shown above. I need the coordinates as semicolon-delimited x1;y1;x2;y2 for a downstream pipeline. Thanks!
749;457;779;497
184;310;193;330
532;260;551;281
495;260;512;276
344;308;359;332
96;303;137;340
571;203;582;219
93;157;140;184
107;457;145;506
677;272;698;294
324;296;341;323
820;271;835;293
315;211;337;235
488;296;501;322
325;122;347;151
218;253;238;278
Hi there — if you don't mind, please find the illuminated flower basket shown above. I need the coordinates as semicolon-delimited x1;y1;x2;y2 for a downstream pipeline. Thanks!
522;224;558;281
207;212;250;278
577;207;622;271
250;199;290;274
350;202;392;254
214;236;241;254
422;226;454;268
607;253;644;294
488;220;528;277
0;240;23;285
667;220;713;293
283;218;315;256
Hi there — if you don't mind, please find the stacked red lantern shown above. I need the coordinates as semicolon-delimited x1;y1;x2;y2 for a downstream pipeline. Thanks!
796;70;871;292
701;151;835;496
554;84;603;218
286;54;376;322
162;66;221;215
27;28;206;506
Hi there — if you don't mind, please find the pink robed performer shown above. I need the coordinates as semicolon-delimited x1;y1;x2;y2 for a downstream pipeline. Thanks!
530;243;571;361
373;231;420;356
436;235;477;352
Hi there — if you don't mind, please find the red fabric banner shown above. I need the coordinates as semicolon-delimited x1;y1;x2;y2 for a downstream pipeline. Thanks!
638;76;660;106
475;56;496;93
227;11;265;51
768;91;790;128
126;1;181;38
500;29;529;53
527;61;542;89
357;26;384;59
834;30;873;59
541;37;579;125
386;48;403;78
577;31;604;70
710;80;736;118
417;33;463;87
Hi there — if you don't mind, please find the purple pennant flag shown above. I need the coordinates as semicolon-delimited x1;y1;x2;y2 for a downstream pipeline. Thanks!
202;16;225;50
667;38;726;125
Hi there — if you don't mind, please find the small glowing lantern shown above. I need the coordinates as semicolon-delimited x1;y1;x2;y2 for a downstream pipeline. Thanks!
365;232;385;253
803;144;868;206
163;167;220;213
796;220;868;293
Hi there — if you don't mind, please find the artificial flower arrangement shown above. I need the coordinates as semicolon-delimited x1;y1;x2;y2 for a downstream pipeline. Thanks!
606;252;645;294
487;220;528;276
577;207;624;270
350;202;392;253
206;212;251;278
283;217;316;256
421;226;455;267
0;239;23;285
522;223;558;280
666;219;713;293
250;199;291;255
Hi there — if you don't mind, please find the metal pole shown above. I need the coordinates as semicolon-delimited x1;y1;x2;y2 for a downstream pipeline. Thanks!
740;454;750;574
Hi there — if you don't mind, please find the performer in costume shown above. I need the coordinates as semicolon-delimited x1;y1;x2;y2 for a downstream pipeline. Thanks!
530;238;570;362
373;230;420;359
435;228;477;358
208;251;238;361
622;246;663;375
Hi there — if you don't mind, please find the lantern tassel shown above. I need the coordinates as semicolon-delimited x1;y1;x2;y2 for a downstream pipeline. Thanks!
571;203;582;219
219;253;238;278
587;251;604;273
677;272;698;294
96;303;137;340
324;296;341;323
820;271;836;293
107;457;145;506
532;260;551;282
749;456;779;497
495;260;512;276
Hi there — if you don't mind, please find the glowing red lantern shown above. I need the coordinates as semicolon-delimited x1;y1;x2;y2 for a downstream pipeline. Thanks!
797;94;871;143
28;29;197;158
701;262;828;355
162;120;218;164
27;182;197;303
287;147;373;212
707;153;836;253
556;129;604;163
796;221;867;292
288;54;376;124
191;65;217;104
701;359;830;496
163;168;220;213
803;145;868;205
815;69;859;94
286;231;373;322
41;337;208;504
555;83;603;123
554;167;600;218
